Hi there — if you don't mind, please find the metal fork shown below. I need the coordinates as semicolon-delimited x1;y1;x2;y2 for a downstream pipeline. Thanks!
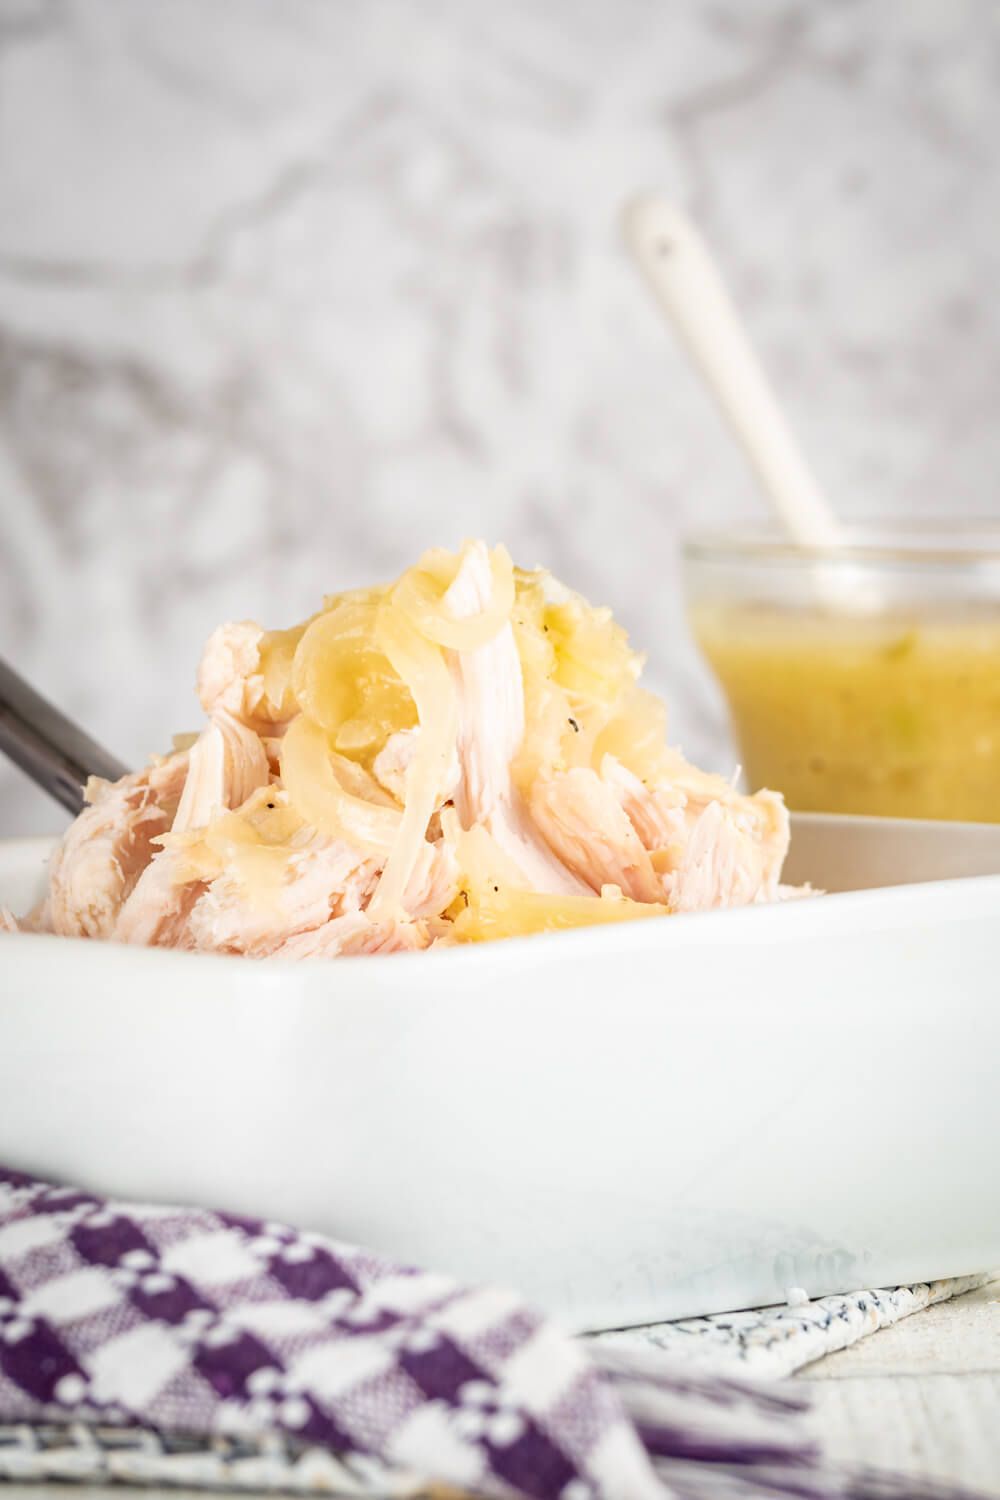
0;657;128;815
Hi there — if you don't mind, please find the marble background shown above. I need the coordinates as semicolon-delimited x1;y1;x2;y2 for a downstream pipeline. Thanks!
2;0;999;834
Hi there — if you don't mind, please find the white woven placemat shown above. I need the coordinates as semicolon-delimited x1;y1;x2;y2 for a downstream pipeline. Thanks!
0;1426;403;1494
593;1272;999;1379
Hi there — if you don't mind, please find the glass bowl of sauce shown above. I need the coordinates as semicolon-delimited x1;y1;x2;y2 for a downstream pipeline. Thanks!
683;524;1000;822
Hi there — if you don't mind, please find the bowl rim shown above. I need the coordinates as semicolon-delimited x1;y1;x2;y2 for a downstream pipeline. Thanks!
682;518;1000;568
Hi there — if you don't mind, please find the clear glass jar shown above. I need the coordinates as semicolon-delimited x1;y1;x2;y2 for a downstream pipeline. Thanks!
682;522;1000;822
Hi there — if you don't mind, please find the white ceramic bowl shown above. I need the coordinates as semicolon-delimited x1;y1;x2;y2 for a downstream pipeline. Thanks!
2;821;1000;1332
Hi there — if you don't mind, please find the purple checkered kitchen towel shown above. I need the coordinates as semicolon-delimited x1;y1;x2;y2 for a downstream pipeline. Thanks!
0;1168;980;1500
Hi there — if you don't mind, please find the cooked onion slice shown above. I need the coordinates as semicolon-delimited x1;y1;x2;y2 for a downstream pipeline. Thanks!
452;884;670;942
393;542;515;650
291;600;416;748
367;602;458;916
280;714;401;854
258;624;309;720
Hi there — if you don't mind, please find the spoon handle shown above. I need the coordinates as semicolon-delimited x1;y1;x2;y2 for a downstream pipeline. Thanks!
622;195;843;549
0;657;128;816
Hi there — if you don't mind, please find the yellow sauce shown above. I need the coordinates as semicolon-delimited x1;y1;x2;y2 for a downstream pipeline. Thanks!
692;604;1000;822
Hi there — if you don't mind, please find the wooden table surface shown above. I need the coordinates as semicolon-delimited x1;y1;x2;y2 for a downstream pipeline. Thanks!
4;1280;998;1499
799;1278;1000;1494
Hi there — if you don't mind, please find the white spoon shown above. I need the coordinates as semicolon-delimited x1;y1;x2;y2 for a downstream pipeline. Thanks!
622;194;846;553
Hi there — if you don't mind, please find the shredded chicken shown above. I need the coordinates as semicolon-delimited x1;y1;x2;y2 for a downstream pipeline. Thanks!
600;752;789;912
22;539;806;957
373;728;460;808
401;838;459;919
443;544;588;898
172;710;270;835
114;848;205;949
530;769;664;904
184;839;382;956
662;801;780;912
197;621;291;731
269;912;429;960
45;753;189;939
599;755;688;851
